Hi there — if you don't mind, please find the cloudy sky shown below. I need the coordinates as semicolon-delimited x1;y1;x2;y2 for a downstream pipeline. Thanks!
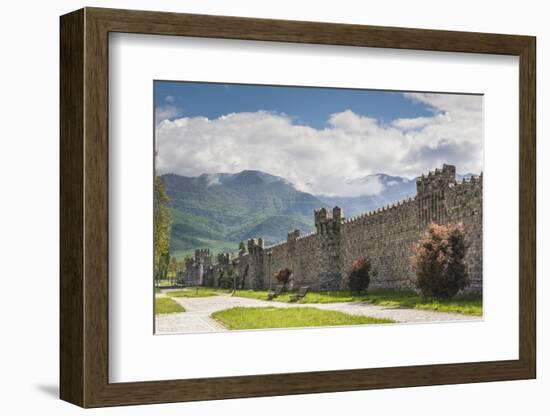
154;81;483;197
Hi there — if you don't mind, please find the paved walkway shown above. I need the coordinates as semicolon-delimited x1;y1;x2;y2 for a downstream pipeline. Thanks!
155;291;481;335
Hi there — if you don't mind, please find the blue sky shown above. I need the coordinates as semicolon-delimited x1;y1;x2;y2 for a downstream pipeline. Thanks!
154;81;483;197
154;81;434;129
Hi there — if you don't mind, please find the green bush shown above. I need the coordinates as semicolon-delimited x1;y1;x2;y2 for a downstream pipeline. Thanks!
348;257;374;294
410;222;470;299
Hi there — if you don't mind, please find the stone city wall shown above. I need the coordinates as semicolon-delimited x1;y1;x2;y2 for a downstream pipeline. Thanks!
184;164;483;293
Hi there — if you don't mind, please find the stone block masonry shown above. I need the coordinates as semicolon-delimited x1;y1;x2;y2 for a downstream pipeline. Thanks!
187;164;483;293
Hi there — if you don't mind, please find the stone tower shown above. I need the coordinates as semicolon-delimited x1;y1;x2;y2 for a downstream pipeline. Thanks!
247;238;264;289
416;164;456;225
182;248;212;285
194;248;212;267
314;207;343;290
314;207;343;235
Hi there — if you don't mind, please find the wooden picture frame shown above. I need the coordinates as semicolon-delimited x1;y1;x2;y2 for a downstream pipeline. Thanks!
60;7;536;408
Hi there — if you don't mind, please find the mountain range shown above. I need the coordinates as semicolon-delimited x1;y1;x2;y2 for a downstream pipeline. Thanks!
162;170;474;259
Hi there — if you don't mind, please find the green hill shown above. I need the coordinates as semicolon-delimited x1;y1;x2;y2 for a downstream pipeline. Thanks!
162;171;320;259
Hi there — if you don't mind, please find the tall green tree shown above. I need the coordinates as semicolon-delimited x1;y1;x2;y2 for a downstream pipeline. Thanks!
168;256;182;283
168;256;180;275
154;176;172;281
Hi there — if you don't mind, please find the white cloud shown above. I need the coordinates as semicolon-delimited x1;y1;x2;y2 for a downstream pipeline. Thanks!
343;175;385;196
392;114;444;130
155;93;483;197
155;105;182;123
155;95;184;123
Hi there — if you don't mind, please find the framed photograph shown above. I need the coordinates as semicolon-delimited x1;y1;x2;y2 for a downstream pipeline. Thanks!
60;7;536;408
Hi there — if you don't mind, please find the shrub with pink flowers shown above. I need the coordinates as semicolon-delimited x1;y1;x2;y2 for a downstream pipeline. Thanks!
410;222;470;299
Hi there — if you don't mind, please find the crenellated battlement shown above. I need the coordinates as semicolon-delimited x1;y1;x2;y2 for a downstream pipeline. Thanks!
296;230;316;241
181;247;213;286
341;197;416;226
194;248;211;259
247;238;264;255
314;206;343;234
217;252;231;265
287;229;301;242
416;164;456;196
457;172;483;186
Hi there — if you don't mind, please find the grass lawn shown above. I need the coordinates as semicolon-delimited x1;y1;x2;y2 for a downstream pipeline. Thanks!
160;285;481;316
230;289;292;302
211;307;395;330
155;297;185;314
229;289;482;316
167;287;224;298
364;290;482;316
